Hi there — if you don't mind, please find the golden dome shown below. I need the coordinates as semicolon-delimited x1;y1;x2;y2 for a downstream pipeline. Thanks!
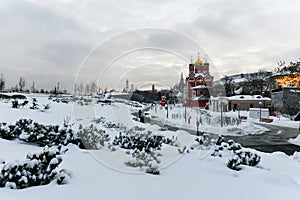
194;52;203;66
194;58;203;66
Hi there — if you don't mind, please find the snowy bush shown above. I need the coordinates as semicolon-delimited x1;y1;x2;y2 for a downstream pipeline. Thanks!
91;117;105;124
56;169;71;185
19;100;29;108
0;119;83;147
210;136;260;171
113;130;167;153
12;99;19;108
188;133;211;152
227;155;241;171
211;137;242;157
77;124;110;149
195;133;210;146
0;146;68;189
42;103;51;111
30;98;39;109
227;151;261;171
125;149;160;175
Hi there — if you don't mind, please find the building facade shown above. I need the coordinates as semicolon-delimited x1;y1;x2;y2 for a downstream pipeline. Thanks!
228;95;271;111
184;53;214;107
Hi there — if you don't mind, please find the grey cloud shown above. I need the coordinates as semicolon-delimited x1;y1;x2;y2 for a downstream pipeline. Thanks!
1;0;300;91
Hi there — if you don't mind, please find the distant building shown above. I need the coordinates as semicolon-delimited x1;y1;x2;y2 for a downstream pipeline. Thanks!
272;87;300;113
172;73;185;103
184;53;214;107
228;94;271;111
270;73;300;114
209;94;271;112
209;96;230;112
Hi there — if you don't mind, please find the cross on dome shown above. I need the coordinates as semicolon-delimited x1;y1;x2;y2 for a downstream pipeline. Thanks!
194;52;203;66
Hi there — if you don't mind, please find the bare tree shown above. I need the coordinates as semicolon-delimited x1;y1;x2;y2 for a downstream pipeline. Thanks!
223;76;233;96
90;81;97;96
85;83;90;96
275;59;300;75
246;70;272;95
19;77;26;92
0;73;5;91
78;82;84;96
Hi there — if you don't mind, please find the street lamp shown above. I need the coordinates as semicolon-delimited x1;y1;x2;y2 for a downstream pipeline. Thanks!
220;98;227;127
166;100;169;118
259;101;262;122
184;100;187;122
220;102;223;127
237;103;240;119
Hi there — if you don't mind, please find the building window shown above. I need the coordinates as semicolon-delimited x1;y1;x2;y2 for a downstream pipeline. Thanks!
234;104;237;109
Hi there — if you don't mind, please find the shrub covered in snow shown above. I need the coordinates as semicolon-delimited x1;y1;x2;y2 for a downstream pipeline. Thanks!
186;133;211;153
0;119;83;147
125;149;160;175
12;99;19;108
0;146;69;189
211;136;261;171
77;124;110;149
30;98;39;109
227;151;261;171
113;128;173;153
211;137;242;157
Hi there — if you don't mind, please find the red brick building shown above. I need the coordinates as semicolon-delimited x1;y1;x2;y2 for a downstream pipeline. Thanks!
185;53;213;107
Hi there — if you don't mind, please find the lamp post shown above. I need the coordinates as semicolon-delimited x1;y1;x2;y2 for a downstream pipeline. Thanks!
259;101;262;122
220;102;223;127
237;103;240;119
184;100;187;123
166;101;169;118
220;98;227;127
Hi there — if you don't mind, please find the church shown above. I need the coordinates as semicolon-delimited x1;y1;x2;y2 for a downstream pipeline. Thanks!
184;53;214;107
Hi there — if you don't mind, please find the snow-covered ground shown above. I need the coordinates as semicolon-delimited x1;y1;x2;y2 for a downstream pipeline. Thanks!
1;94;300;200
289;135;300;146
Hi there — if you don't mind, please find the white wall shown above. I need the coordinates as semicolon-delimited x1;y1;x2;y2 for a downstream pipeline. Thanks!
249;108;269;119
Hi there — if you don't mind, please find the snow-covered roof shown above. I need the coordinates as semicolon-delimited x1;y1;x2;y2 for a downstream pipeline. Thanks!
176;92;183;97
111;92;130;96
194;72;205;78
192;96;209;101
290;89;300;93
231;78;247;84
210;96;229;101
228;95;271;101
192;85;208;89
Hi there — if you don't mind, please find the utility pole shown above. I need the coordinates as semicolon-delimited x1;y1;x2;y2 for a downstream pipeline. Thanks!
259;101;262;122
220;102;223;127
57;82;60;95
184;100;187;122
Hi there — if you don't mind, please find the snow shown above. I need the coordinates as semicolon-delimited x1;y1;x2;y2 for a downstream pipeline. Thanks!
231;77;247;84
0;94;300;199
228;95;271;101
191;85;208;89
289;134;300;146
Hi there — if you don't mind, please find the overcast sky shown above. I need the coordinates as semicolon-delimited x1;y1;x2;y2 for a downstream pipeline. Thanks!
1;0;300;91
